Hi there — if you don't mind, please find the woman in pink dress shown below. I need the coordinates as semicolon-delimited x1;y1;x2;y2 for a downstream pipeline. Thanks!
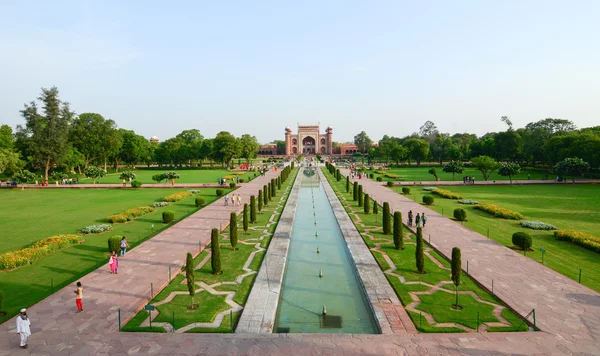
109;251;118;274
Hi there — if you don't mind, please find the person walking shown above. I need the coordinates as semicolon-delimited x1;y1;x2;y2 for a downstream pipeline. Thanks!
224;194;229;206
237;194;242;206
415;213;421;228
122;178;126;187
408;210;413;227
74;282;83;313
109;251;118;274
16;308;31;349
120;237;130;256
422;213;427;227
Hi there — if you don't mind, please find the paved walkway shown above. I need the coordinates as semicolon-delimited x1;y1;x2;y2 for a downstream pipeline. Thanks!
6;183;238;189
342;169;600;352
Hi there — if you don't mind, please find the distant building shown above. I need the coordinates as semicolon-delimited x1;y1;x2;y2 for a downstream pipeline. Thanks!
258;143;278;155
285;124;333;155
150;136;159;143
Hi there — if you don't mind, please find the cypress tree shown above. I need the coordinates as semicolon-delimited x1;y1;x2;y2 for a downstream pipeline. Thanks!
243;203;249;234
250;195;257;222
383;202;391;235
353;182;359;201
358;185;363;206
452;247;462;308
271;179;276;197
258;190;263;212
277;177;281;190
393;211;403;250
373;200;378;215
416;227;425;274
336;169;341;181
291;161;295;169
364;194;370;214
185;252;195;308
346;176;350;192
211;228;222;275
230;212;238;250
263;185;268;205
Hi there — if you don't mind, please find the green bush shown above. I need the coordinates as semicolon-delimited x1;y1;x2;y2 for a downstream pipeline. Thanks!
162;210;175;224
229;182;236;189
402;187;410;195
108;236;122;253
373;200;378;215
131;180;142;189
386;181;394;187
353;182;358;201
358;185;363;207
216;189;224;196
211;228;222;274
454;208;467;221
369;173;374;179
0;290;3;311
383;202;391;235
423;195;434;205
346;176;350;192
512;232;532;250
195;197;205;207
376;177;383;182
250;195;257;223
364;194;370;214
230;212;238;250
393;211;403;250
416;227;425;273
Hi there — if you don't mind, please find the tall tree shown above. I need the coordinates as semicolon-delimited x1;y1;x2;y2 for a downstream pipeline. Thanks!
442;160;465;181
419;121;439;144
555;157;590;183
239;134;259;163
118;130;149;168
19;87;74;180
0;124;14;149
0;148;23;175
185;252;196;309
432;134;452;164
415;227;425;274
69;113;119;167
393;211;403;250
451;247;461;308
354;131;373;153
213;131;239;166
211;228;222;275
176;129;204;164
230;212;238;250
471;155;498;181
497;162;521;185
403;138;430;166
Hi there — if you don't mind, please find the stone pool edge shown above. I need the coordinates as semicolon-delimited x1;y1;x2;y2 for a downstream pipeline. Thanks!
236;168;303;333
318;169;418;334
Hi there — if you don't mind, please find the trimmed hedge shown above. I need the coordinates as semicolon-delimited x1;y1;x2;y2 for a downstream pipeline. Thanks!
108;235;122;253
453;208;467;221
80;224;112;234
106;206;155;223
520;221;557;230
474;204;524;220
386;181;394;187
423;195;434;205
458;199;479;205
162;210;175;223
195;197;205;207
554;230;600;253
216;189;224;196
0;235;83;270
512;232;532;250
432;189;462;200
163;191;193;202
376;177;383;182
131;180;142;189
402;187;410;195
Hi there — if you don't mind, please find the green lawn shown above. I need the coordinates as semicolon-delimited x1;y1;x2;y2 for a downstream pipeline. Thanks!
394;184;600;292
369;166;557;182
123;168;298;332
324;169;528;332
78;169;258;184
0;188;229;323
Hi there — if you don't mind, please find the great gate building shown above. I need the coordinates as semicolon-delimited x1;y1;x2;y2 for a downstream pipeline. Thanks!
285;124;333;155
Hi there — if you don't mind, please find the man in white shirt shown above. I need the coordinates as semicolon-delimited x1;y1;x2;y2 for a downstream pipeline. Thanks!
16;308;31;349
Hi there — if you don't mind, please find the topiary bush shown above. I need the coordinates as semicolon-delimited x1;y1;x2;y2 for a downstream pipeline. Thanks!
512;232;532;250
108;236;122;253
376;177;383;182
423;195;434;205
402;187;410;195
387;181;394;187
454;208;467;221
130;180;142;189
383;202;391;235
195;197;205;207
211;228;222;275
162;210;175;224
416;227;425;274
216;189;224;196
369;173;374;179
229;182;236;189
393;211;403;250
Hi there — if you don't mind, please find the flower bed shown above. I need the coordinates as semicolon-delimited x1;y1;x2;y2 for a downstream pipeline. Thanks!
423;187;438;191
384;173;400;179
520;220;558;230
80;224;112;234
554;230;600;253
188;190;200;194
474;204;524;220
458;199;479;205
431;189;463;200
0;234;83;270
152;202;170;207
106;206;155;223
162;191;193;202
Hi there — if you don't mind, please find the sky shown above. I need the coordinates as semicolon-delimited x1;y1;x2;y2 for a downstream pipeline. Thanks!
0;0;599;144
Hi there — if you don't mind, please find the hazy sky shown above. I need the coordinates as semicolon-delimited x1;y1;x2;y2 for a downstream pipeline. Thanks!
1;1;599;144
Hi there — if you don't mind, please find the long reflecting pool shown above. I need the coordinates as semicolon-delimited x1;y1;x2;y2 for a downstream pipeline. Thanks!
274;168;378;333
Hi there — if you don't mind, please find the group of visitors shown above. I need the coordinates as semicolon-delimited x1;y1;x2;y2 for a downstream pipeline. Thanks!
462;176;475;184
121;177;133;186
407;210;427;228
224;194;242;206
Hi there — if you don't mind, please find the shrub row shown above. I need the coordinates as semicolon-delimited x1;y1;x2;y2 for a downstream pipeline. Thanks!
152;202;170;207
458;199;479;205
0;234;83;270
163;191;193;202
188;189;200;194
80;224;112;234
474;204;524;220
422;187;438;191
554;230;600;253
106;206;156;223
520;220;558;230
384;173;400;179
431;189;463;200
